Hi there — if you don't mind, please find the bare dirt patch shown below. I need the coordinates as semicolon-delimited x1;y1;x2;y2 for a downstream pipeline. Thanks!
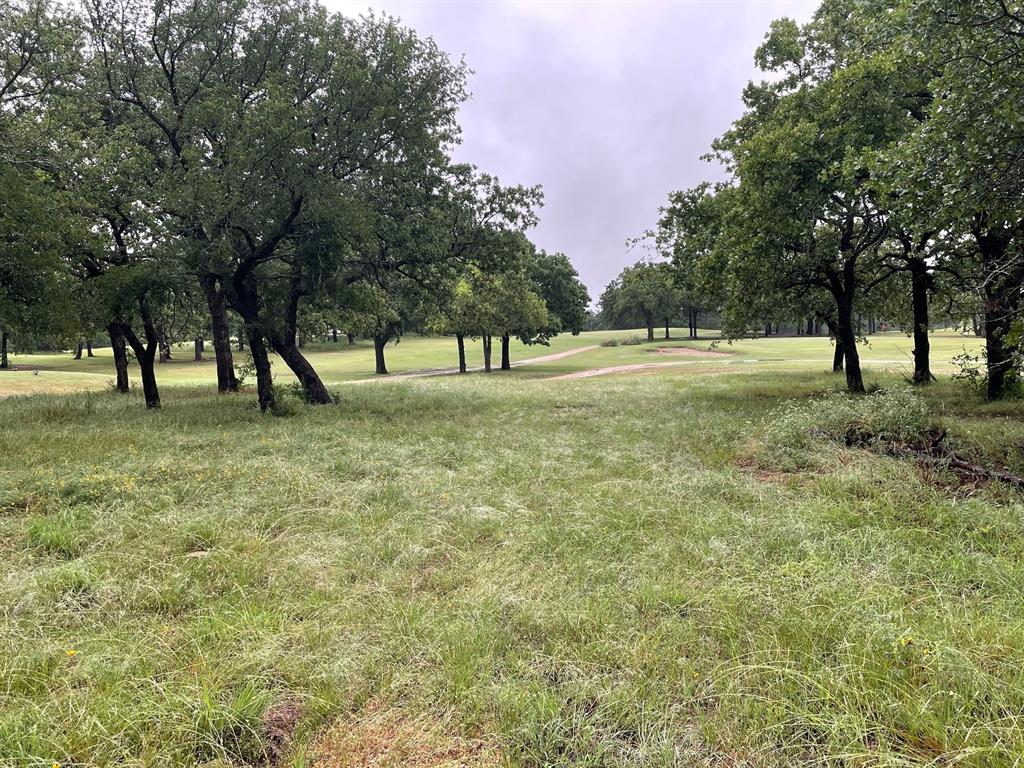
262;697;304;764
547;361;696;380
312;703;499;768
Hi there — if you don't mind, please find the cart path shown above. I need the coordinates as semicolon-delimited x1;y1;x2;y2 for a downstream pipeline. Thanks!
351;344;600;382
545;356;917;381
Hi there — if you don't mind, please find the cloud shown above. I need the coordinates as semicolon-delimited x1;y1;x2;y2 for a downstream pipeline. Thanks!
326;0;818;298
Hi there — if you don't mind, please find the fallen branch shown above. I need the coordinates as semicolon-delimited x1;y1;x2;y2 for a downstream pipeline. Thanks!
842;426;1024;490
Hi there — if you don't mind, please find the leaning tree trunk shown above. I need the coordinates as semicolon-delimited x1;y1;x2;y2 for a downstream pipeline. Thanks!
0;329;8;369
645;312;655;342
200;274;239;392
500;334;511;370
483;334;492;372
456;334;467;373
121;304;161;408
909;260;934;385
373;333;389;375
269;333;333;404
247;329;276;412
266;263;332;404
107;323;129;393
73;341;83;360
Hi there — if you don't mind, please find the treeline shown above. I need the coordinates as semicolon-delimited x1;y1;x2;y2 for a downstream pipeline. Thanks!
647;0;1023;399
0;0;589;411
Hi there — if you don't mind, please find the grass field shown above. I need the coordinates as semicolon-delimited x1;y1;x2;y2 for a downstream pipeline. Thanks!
2;329;1023;766
0;327;986;397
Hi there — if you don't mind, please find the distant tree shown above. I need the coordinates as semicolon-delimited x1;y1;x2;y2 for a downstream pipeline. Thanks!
600;261;679;341
528;249;590;339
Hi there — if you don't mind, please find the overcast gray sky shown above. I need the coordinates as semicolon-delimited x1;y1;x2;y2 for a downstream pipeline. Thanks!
329;0;818;300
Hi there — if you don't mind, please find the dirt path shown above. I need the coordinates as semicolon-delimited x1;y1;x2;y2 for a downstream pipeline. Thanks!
546;356;921;381
352;344;600;383
545;361;701;380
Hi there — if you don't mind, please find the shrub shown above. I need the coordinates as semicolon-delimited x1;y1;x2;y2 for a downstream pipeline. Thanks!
621;335;642;346
756;388;934;470
599;339;619;347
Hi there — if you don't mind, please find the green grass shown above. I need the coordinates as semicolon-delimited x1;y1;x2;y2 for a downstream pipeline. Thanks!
1;332;1021;766
0;328;985;397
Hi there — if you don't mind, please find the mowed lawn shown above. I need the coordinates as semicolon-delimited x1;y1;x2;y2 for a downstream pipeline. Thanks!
2;333;1023;766
0;328;986;397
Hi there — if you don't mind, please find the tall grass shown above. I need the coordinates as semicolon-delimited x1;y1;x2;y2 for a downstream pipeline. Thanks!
0;371;1022;766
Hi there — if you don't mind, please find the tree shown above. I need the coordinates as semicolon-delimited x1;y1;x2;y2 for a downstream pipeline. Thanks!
0;0;78;369
85;0;469;411
654;182;734;340
601;261;679;341
527;249;590;339
450;265;547;373
707;3;934;392
880;0;1024;398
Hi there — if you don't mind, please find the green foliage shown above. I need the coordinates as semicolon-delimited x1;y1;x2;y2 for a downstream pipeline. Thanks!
599;261;679;331
758;388;934;470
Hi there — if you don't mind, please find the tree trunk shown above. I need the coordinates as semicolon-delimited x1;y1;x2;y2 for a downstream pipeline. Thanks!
689;307;698;339
664;318;670;340
347;333;355;345
645;312;655;342
0;329;8;369
194;338;204;362
121;305;160;408
247;329;276;412
237;332;245;352
373;333;388;375
806;317;814;336
984;304;1015;400
73;341;83;360
332;328;338;343
975;222;1022;400
825;319;844;372
836;298;864;393
86;340;94;357
157;327;171;363
483;334;492;372
269;333;332;404
200;274;239;391
456;334;466;373
108;323;129;393
909;260;934;385
500;334;511;370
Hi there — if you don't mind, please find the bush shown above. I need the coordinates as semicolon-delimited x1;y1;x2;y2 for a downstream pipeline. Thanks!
756;388;934;470
621;335;642;346
599;339;619;347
